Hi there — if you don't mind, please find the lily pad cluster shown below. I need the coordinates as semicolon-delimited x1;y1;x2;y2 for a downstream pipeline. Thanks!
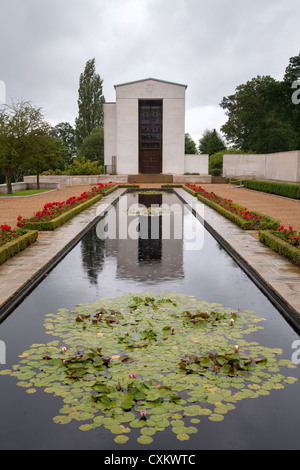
0;292;298;446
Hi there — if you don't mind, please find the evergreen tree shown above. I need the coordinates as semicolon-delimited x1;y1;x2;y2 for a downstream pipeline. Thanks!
75;58;105;149
206;129;226;155
185;133;197;154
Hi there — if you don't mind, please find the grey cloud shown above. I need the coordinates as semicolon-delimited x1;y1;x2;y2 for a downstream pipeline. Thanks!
0;0;299;142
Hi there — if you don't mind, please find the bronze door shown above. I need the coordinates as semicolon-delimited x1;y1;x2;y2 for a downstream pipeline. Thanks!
139;100;162;174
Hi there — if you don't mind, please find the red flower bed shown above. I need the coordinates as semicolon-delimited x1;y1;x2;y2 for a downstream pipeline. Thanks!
275;225;300;248
16;183;115;228
185;183;263;225
0;224;26;247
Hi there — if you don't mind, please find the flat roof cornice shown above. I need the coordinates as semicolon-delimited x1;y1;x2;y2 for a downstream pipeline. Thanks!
114;77;188;89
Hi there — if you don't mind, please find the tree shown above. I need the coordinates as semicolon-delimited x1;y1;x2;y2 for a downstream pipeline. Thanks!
198;129;214;154
283;53;300;83
77;126;104;164
55;122;77;163
206;129;226;155
25;125;69;188
75;58;105;149
185;133;197;154
0;100;45;193
220;75;292;153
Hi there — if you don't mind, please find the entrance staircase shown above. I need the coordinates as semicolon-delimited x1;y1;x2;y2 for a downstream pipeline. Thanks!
128;174;174;184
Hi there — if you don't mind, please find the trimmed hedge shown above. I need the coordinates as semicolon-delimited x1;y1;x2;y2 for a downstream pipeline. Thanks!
180;185;280;230
23;193;104;231
259;231;300;267
243;180;300;200
195;192;280;230
21;184;139;231
0;230;38;265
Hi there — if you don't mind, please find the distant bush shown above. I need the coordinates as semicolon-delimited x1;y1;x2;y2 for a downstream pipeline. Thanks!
243;180;300;200
209;149;248;175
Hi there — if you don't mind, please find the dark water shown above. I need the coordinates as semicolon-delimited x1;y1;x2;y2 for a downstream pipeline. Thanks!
0;191;299;451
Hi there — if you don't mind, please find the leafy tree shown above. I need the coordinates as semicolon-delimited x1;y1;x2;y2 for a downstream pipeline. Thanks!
185;133;197;154
283;53;300;83
220;75;292;153
198;129;214;154
0;100;45;193
75;58;105;149
25;125;69;188
55;122;77;163
77;126;104;164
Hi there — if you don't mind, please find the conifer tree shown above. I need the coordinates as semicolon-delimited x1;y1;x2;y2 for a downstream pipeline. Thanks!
75;58;105;149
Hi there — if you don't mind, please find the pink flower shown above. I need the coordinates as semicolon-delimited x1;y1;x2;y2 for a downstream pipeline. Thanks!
234;345;239;353
140;410;147;419
129;373;135;379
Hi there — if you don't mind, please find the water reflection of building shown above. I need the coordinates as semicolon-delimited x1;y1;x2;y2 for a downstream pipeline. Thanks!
104;192;184;282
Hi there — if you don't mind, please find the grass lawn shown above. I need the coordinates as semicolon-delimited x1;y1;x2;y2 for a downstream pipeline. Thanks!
0;189;54;197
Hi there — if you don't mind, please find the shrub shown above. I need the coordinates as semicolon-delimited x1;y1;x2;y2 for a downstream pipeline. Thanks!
0;230;38;265
17;183;116;231
259;230;300;268
243;180;300;200
184;183;280;230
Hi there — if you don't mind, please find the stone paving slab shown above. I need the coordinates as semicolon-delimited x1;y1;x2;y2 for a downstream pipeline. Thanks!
175;188;300;325
0;188;125;314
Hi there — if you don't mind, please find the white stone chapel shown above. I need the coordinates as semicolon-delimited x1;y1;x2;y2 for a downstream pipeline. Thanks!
104;78;208;179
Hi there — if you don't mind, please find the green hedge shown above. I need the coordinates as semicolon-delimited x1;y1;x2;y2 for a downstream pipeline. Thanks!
195;192;280;230
259;231;300;267
21;184;139;231
243;180;300;200
161;184;280;230
23;193;104;231
0;230;38;265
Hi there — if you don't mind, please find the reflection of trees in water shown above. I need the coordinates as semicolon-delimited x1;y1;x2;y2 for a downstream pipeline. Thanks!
80;228;105;285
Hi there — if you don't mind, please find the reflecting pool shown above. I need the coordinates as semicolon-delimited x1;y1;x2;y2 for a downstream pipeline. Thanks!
0;191;299;450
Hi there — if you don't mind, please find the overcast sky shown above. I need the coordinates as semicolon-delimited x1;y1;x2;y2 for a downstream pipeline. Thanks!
0;0;299;144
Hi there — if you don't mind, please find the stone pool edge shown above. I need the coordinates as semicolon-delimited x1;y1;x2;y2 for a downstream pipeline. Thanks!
0;186;300;335
0;188;127;323
174;187;300;333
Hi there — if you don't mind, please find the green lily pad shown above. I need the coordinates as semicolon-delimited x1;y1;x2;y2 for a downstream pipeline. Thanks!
1;291;297;446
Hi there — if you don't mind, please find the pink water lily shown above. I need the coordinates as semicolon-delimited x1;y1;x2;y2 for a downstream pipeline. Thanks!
129;373;135;378
140;410;147;419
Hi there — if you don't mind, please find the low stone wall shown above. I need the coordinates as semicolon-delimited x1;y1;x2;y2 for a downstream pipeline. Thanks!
0;181;60;194
23;175;128;189
173;175;212;184
223;150;300;183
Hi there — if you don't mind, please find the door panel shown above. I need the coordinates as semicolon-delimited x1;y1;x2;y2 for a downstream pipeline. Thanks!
139;100;162;174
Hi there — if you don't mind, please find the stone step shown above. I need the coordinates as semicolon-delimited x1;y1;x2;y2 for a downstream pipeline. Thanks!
128;174;174;183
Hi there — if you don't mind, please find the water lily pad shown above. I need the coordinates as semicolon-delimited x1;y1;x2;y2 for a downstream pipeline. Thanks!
1;292;298;446
137;435;153;445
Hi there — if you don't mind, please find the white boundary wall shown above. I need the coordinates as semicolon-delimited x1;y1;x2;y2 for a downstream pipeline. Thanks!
184;154;209;174
223;151;300;183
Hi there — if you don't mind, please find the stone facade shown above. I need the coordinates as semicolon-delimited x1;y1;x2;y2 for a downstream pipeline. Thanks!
104;78;208;177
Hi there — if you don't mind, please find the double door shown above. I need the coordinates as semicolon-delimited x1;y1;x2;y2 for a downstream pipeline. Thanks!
139;100;162;174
